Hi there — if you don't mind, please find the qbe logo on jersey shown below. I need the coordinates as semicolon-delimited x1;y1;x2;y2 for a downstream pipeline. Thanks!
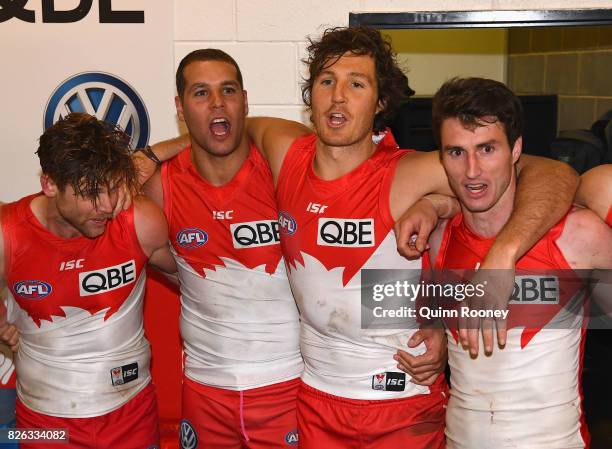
509;275;560;304
317;218;375;247
79;260;136;296
231;220;280;248
44;72;150;149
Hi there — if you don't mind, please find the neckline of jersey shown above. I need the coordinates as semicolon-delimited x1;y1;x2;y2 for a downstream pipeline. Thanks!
181;141;258;205
305;137;395;195
25;194;99;246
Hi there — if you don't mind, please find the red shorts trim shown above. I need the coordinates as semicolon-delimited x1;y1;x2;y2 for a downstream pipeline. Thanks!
297;380;447;449
181;377;299;449
15;383;159;449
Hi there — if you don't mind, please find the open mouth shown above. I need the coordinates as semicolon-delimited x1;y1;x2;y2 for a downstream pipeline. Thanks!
210;117;231;137
328;112;347;127
465;183;488;196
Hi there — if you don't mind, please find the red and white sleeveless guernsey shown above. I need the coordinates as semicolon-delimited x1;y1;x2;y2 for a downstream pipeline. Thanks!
161;144;302;390
2;195;150;418
276;133;433;400
434;213;588;449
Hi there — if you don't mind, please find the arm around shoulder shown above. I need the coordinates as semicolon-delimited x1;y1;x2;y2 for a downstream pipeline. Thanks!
390;150;453;221
488;155;579;266
246;117;311;177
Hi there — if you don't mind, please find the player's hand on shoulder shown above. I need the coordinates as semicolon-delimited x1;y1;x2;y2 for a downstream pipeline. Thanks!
394;198;436;260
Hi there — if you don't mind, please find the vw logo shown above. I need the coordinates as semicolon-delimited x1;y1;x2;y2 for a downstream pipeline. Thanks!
180;419;198;449
44;72;150;149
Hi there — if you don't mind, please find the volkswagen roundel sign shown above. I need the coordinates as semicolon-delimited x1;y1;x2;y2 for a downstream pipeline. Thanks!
44;72;150;149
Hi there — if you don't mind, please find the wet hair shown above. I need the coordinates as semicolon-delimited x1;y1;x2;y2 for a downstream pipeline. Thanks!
36;113;137;199
432;77;524;148
176;48;244;99
302;26;413;133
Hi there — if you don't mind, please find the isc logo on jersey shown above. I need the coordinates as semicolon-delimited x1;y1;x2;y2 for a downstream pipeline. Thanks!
177;228;208;248
230;220;280;249
14;280;53;300
317;218;375;247
371;372;406;391
278;211;297;236
79;260;136;296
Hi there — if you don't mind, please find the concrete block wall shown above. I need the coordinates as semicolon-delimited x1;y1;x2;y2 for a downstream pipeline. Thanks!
508;25;612;131
174;0;612;126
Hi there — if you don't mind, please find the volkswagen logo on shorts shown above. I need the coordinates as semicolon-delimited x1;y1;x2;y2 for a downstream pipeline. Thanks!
180;420;198;449
44;72;150;149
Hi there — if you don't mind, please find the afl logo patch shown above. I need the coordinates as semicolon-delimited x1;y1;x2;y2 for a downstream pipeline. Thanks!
44;72;150;149
14;280;53;300
278;211;297;236
180;420;198;449
177;228;208;248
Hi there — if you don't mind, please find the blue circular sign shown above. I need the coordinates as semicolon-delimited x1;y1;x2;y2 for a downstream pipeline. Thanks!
44;72;150;149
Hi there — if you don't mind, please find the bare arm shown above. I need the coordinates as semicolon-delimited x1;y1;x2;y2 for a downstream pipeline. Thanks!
140;169;179;286
245;117;311;182
134;135;190;188
395;194;459;259
390;151;453;221
485;155;578;267
149;135;190;163
558;208;612;322
575;164;612;223
557;208;612;270
133;196;176;274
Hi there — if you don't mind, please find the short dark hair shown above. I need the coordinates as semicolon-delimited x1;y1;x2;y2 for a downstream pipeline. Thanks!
432;77;524;149
37;113;137;199
176;48;244;99
302;26;412;133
